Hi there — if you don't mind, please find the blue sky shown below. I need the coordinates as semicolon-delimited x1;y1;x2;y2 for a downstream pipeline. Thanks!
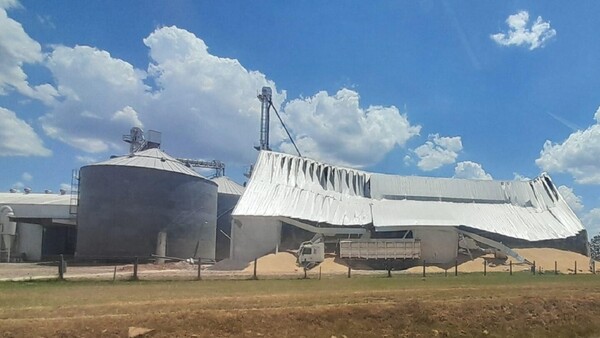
2;1;600;234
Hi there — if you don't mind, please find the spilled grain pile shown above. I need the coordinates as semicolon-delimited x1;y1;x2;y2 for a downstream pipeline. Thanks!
406;248;595;274
241;252;350;274
243;252;300;274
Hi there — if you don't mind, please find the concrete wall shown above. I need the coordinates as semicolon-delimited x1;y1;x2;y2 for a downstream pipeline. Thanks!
230;216;282;262
413;227;458;264
16;222;42;261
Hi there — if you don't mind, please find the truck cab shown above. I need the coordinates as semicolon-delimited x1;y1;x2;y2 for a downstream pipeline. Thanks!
296;241;325;269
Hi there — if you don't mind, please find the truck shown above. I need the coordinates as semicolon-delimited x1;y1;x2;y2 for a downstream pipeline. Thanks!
297;237;421;270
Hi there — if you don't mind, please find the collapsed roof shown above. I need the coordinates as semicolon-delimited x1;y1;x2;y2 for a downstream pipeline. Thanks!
233;151;585;242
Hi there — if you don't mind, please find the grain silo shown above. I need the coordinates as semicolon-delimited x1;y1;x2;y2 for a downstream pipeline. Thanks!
211;176;244;261
76;148;217;260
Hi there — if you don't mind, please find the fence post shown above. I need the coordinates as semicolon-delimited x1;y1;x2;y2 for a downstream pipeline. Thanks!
133;257;139;280
483;259;487;276
574;261;577;275
555;261;558;275
532;261;536;275
58;254;65;280
455;259;458;276
422;260;426;278
509;260;512;276
347;266;351;278
319;266;322;280
113;266;117;282
197;259;202;281
252;257;258;280
593;260;596;275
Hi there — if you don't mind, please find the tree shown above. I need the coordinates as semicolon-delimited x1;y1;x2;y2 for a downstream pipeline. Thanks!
591;235;600;261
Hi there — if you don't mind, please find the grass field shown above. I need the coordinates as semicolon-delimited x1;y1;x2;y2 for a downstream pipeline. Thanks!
1;273;600;337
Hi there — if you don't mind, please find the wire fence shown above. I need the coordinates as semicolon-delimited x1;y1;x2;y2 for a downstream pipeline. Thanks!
1;255;597;282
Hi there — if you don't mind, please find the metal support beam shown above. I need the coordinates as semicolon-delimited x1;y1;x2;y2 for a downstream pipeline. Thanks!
457;229;529;264
278;217;367;236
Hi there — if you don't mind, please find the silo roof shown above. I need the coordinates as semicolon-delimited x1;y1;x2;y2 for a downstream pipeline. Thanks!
89;148;203;178
212;176;245;195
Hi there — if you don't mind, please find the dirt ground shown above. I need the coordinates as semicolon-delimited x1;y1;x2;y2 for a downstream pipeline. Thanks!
1;274;600;337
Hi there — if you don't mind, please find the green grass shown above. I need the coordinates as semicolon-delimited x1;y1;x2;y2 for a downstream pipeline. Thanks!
2;273;600;337
0;272;597;308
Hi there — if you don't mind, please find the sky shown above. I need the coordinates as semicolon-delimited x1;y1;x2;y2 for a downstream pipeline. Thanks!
1;1;600;234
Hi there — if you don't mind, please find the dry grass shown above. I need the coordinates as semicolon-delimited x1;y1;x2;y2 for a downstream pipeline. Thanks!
1;274;600;337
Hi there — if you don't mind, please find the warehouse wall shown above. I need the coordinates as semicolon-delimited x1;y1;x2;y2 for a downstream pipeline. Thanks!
413;227;458;264
230;216;281;262
16;223;42;261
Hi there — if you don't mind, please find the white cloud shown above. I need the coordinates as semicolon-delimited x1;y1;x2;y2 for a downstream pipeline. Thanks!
453;161;493;180
110;106;143;128
40;45;150;153
21;172;32;182
40;27;420;168
39;26;286;165
75;155;98;164
557;185;584;214
536;107;600;184
413;134;462;171
0;4;58;104
141;26;286;163
0;0;20;10
59;183;71;193
513;173;531;181
0;107;51;156
491;11;556;50
281;89;421;167
583;208;600;236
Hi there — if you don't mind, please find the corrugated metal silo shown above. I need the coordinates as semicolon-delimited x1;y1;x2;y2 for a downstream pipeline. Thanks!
211;176;244;261
76;148;217;260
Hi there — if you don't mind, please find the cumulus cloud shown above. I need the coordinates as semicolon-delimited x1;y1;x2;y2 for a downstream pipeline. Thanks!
141;26;286;163
453;161;493;180
557;185;584;214
75;155;98;164
513;173;531;181
7;22;419;168
21;172;32;182
583;208;600;236
110;106;143;128
491;11;556;50
413;134;462;171
0;0;19;9
536;107;600;184
0;3;58;104
38;26;285;164
40;45;150;153
0;107;51;156
281;89;421;167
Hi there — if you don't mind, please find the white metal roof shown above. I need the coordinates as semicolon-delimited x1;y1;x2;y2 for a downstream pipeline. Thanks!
88;148;203;178
233;151;585;242
212;176;245;195
0;193;71;206
0;193;72;219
